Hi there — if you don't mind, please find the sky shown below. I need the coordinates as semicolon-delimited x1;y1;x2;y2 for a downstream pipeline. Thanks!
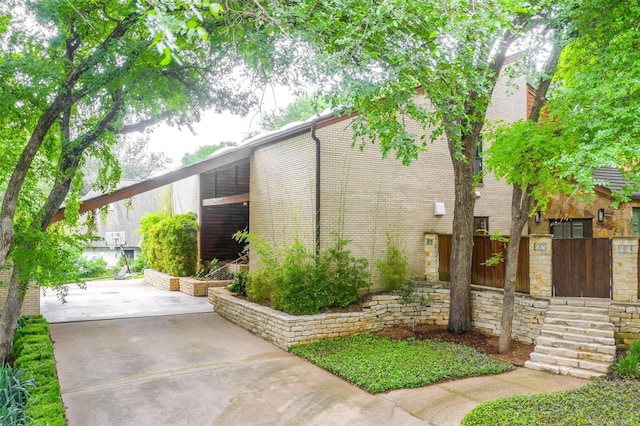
146;85;297;168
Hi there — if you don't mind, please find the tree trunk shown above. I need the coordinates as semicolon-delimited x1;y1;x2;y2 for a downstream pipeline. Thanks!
498;42;560;353
0;268;27;362
498;183;533;353
447;146;476;334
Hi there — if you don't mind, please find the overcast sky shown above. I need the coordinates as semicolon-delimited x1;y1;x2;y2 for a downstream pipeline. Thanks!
146;85;297;167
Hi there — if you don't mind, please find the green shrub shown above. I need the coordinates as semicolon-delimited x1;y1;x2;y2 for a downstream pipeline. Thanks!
228;270;249;296
74;256;108;279
234;231;369;315
130;255;149;273
375;234;408;291
0;364;34;425
614;339;640;378
13;315;65;425
137;212;198;276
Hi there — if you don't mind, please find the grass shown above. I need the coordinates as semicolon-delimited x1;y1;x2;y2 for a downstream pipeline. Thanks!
462;378;640;426
289;334;514;393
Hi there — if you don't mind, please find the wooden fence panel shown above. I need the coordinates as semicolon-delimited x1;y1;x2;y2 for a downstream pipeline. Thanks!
552;238;611;298
436;234;530;293
438;234;452;282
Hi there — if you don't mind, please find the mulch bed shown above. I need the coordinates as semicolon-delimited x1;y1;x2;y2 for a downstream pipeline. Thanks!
377;324;533;366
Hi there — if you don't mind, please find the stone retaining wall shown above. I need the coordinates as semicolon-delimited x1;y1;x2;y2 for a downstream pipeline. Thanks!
179;277;231;297
0;268;40;315
209;281;549;349
609;304;640;348
144;269;180;291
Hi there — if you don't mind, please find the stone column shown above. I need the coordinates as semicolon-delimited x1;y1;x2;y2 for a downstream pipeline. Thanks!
612;236;638;302
424;234;439;282
529;234;553;298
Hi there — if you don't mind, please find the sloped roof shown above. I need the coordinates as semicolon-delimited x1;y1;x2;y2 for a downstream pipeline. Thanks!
593;167;640;200
50;112;335;223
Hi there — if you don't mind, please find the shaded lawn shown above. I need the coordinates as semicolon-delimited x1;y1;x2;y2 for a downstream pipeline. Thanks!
290;333;514;393
462;378;640;426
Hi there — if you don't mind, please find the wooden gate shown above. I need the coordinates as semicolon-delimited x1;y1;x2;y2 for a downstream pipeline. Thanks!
552;238;611;298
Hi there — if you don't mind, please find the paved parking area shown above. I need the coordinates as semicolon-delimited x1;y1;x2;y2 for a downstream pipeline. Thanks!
41;278;211;323
51;313;424;426
45;278;588;425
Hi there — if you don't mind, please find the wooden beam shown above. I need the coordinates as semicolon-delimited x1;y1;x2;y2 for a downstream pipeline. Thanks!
50;151;252;223
202;193;249;207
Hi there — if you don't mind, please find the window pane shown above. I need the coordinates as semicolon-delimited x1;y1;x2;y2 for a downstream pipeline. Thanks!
633;208;640;236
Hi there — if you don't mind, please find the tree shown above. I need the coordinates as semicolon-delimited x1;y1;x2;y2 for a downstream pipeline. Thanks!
275;0;539;333
486;0;640;352
262;94;330;131
0;0;278;360
181;141;236;167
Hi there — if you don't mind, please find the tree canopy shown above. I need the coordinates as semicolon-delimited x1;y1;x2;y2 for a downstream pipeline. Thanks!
0;0;280;360
181;141;236;167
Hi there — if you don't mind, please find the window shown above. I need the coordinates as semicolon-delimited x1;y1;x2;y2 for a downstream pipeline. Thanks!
550;219;593;238
123;249;134;259
474;216;489;234
474;138;483;182
633;208;640;236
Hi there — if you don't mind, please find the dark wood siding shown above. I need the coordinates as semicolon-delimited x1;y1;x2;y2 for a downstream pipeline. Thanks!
200;204;249;262
199;162;251;262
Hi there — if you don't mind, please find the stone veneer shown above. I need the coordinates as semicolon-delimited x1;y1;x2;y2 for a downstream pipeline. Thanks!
144;269;180;291
609;303;640;348
209;281;549;349
178;277;232;297
0;268;40;315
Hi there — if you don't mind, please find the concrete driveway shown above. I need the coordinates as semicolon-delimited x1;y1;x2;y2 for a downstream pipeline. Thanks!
41;278;212;323
51;313;425;426
47;278;588;425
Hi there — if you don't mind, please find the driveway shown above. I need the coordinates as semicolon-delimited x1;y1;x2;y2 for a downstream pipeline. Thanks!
41;278;211;323
51;313;425;426
47;279;587;425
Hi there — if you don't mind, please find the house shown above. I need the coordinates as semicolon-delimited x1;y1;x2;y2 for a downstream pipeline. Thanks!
81;180;164;267
53;57;530;287
528;167;640;238
167;68;527;286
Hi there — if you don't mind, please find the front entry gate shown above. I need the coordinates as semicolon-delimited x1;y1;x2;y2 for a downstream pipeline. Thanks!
552;238;612;298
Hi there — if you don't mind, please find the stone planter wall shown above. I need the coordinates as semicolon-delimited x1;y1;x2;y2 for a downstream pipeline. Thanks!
609;304;640;348
144;269;180;291
209;288;430;349
179;277;232;297
209;281;549;349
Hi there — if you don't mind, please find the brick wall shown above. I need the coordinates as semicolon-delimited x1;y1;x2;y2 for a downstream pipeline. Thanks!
247;74;525;289
250;134;317;251
0;268;40;315
143;269;180;291
209;280;547;349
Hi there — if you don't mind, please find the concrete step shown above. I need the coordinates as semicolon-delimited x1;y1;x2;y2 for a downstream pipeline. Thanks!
542;324;614;339
533;345;615;363
535;336;617;355
541;328;616;346
549;298;612;309
543;317;615;331
529;352;611;373
547;304;609;314
544;310;610;322
525;360;606;380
